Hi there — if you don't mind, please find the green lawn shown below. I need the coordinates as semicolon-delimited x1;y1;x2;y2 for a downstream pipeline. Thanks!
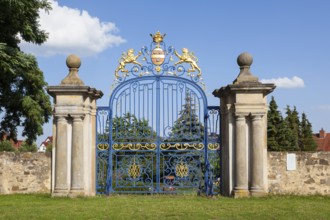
0;194;329;220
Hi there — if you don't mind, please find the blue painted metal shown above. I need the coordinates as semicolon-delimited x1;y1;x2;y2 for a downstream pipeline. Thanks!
96;105;221;195
95;37;221;195
206;106;221;195
95;107;110;194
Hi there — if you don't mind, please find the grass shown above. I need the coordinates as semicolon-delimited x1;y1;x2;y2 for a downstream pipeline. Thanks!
0;194;329;220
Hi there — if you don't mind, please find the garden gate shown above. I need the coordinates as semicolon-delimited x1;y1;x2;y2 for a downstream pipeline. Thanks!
96;32;220;194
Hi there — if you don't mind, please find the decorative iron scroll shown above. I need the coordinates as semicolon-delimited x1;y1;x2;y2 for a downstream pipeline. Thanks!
96;32;221;195
206;106;221;195
128;157;141;179
208;143;220;150
114;154;154;191
162;153;202;189
175;161;189;178
160;143;204;150
111;31;205;92
112;143;157;150
98;143;109;150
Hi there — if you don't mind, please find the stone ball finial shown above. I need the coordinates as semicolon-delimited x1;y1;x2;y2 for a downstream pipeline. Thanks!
237;52;253;67
61;54;84;86
233;52;259;84
66;54;81;69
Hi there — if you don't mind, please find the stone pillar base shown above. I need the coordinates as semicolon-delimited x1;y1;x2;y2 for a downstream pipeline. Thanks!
52;189;68;197
233;189;250;198
69;189;85;197
250;189;267;197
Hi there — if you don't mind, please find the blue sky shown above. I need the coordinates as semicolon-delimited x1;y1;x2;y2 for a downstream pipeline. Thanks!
20;0;330;145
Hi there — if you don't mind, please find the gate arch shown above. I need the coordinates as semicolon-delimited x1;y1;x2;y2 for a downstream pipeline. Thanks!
96;32;220;194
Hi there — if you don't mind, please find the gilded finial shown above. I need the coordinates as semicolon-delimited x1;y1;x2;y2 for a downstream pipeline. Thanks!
150;31;166;43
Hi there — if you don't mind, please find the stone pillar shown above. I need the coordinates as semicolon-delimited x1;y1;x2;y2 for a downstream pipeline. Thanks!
250;114;265;196
48;55;103;197
213;52;275;197
234;114;249;197
54;115;68;194
70;114;84;194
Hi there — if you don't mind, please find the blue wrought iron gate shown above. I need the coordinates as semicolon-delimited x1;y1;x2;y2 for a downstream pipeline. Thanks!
96;32;220;195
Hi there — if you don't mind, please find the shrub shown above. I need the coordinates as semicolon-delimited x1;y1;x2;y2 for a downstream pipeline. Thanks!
0;140;16;152
19;142;37;152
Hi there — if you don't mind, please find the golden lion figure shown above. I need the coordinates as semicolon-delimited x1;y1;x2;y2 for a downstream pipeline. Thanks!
174;48;202;77
115;49;142;78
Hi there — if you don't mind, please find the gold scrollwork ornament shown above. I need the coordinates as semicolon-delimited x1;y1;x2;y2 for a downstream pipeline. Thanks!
129;158;140;179
98;143;109;150
113;143;157;150
160;143;204;150
176;161;189;178
208;143;220;150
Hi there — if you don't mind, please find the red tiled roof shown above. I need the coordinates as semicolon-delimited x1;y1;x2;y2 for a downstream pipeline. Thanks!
40;136;53;147
1;134;24;149
313;130;330;151
11;140;23;149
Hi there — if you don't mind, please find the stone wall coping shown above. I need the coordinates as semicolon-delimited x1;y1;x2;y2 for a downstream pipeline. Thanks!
213;83;276;98
47;85;103;99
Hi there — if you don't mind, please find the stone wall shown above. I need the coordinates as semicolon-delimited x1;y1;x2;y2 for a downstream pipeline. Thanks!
268;152;330;195
1;151;329;195
0;152;51;194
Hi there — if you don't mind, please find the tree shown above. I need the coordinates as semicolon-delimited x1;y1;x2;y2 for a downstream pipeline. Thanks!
277;118;297;151
284;106;300;151
167;95;204;142
267;96;283;151
112;113;156;143
267;97;317;151
0;0;52;144
300;113;317;151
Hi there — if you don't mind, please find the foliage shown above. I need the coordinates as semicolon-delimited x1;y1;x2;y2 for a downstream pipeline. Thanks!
267;96;283;150
0;194;330;220
46;143;52;153
300;113;317;151
0;0;52;144
267;96;316;151
0;140;15;152
112;112;156;142
277;119;297;151
285;106;300;150
0;0;51;48
167;95;204;142
19;141;37;152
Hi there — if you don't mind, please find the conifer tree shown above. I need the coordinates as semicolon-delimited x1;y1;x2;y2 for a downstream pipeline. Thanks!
267;97;317;151
285;106;300;150
167;95;204;142
277;118;296;151
267;96;283;150
300;113;317;151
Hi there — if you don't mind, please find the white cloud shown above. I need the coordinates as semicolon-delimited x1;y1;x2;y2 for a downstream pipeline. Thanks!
260;76;305;88
317;105;330;110
20;0;125;56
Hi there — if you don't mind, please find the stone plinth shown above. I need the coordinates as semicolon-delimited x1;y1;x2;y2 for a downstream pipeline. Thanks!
47;55;103;197
213;52;275;197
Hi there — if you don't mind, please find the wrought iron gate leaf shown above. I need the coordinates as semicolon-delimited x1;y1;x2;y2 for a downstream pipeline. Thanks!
96;33;221;195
